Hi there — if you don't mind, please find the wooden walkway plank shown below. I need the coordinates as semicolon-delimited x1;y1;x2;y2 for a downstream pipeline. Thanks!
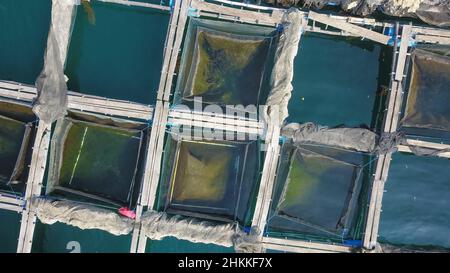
262;237;352;253
0;194;25;207
0;81;153;120
414;34;450;45
97;0;170;11
162;0;190;101
398;140;450;159
308;11;390;45
191;0;283;26
363;24;412;250
157;0;182;100
395;26;412;81
16;122;51;253
251;120;281;236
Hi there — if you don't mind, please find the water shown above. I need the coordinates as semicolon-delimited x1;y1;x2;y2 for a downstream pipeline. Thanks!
0;0;51;84
146;237;234;253
31;220;132;253
379;153;450;249
287;33;390;128
0;210;21;253
1;1;448;253
65;1;169;105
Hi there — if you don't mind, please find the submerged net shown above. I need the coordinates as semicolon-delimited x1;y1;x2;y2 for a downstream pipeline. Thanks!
32;197;134;236
267;144;369;241
400;48;450;139
173;18;278;107
0;116;31;188
157;133;261;225
0;102;36;194
46;112;147;208
266;123;377;242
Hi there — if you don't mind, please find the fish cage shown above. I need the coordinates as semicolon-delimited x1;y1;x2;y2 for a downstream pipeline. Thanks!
0;0;51;84
45;111;149;209
31;219;132;253
399;46;450;142
265;141;374;244
172;18;279;109
287;33;393;130
0;209;21;253
65;1;170;104
0;101;36;196
155;132;262;226
379;153;450;251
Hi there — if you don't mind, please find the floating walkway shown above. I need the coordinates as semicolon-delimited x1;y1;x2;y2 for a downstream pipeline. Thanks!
0;193;25;213
1;0;450;254
0;81;154;120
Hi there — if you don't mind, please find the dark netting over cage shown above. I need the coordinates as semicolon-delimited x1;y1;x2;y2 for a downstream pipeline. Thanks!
173;18;278;107
0;101;36;195
46;111;148;209
156;133;261;225
266;141;374;242
400;48;450;140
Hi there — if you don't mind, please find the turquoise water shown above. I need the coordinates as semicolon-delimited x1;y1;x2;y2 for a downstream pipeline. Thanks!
288;33;390;128
0;210;20;253
146;237;234;253
379;153;450;249
65;2;169;105
0;0;51;84
1;1;449;254
32;220;132;253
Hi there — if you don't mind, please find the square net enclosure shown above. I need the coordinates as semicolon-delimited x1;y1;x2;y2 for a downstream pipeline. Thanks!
379;153;450;250
46;111;149;209
173;18;278;107
156;133;261;225
399;48;450;140
0;101;36;195
266;142;374;243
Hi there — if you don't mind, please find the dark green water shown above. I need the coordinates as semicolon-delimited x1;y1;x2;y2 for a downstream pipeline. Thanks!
379;153;450;249
0;0;51;84
65;2;170;105
0;210;20;253
287;33;389;128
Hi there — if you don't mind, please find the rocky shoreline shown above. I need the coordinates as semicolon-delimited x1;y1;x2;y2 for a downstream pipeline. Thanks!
264;0;450;27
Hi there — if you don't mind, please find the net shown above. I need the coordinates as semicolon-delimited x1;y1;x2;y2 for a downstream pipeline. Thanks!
157;132;261;225
0;101;35;195
267;140;373;242
46;111;148;208
400;48;450;140
173;18;278;108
